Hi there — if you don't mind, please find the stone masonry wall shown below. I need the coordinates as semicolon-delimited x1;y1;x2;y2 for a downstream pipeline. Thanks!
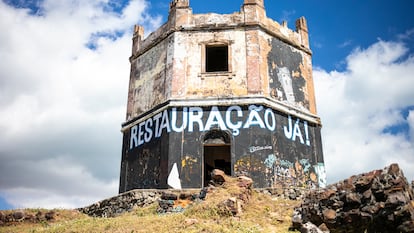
78;190;164;217
292;163;414;233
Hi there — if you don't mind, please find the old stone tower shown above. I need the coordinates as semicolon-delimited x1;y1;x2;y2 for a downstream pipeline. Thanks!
119;0;325;193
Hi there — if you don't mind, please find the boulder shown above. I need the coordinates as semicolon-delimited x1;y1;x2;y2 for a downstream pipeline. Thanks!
12;211;25;221
300;222;325;233
45;211;55;221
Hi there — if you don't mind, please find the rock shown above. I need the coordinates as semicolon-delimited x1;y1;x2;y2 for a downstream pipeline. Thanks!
12;211;25;221
292;209;303;229
45;211;55;221
292;163;414;233
157;199;174;213
318;223;330;233
237;176;253;188
220;197;242;216
300;222;324;233
319;189;336;201
25;213;35;223
211;169;226;185
179;192;192;200
289;189;297;200
184;218;198;226
35;210;46;222
161;192;178;200
5;213;13;222
0;211;4;222
198;188;207;200
322;209;336;222
345;192;361;206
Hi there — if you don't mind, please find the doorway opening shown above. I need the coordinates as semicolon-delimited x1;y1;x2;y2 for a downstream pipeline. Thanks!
203;129;231;186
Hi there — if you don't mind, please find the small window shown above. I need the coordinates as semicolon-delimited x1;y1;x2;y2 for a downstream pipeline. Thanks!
206;45;228;72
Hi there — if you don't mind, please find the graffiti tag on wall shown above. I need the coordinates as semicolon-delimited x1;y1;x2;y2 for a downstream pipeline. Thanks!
263;154;326;188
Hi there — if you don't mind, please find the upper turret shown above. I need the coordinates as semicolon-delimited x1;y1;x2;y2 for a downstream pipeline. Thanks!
126;0;317;121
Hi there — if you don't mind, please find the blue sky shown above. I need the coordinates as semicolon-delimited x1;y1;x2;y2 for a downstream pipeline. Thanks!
148;0;414;71
0;195;12;210
0;0;413;210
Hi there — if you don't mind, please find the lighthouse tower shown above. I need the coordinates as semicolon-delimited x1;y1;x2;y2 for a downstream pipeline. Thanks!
119;0;325;193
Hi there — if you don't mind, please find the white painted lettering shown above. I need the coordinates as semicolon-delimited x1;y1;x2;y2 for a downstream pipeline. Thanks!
159;109;171;137
188;107;204;132
153;112;162;137
138;121;145;145
264;108;276;131
304;120;310;146
144;118;153;143
284;115;293;139
128;105;313;150
292;118;305;144
130;125;138;149
226;106;242;136
204;106;227;130
244;106;265;128
171;107;188;132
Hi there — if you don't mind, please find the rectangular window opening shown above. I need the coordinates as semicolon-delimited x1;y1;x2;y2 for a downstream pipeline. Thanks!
206;45;228;72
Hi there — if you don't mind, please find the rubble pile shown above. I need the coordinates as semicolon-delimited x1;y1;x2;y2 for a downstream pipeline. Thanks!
292;163;414;233
79;169;254;217
209;169;254;216
0;210;56;226
157;169;254;215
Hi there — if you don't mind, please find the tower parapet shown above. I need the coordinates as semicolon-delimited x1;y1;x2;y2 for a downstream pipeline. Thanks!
120;0;325;193
242;0;266;24
295;16;309;49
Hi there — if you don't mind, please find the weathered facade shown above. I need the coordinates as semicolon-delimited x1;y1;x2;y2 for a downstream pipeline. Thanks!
119;0;325;193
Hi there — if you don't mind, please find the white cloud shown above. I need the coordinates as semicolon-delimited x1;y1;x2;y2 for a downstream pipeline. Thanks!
314;40;414;184
0;0;162;209
2;156;119;209
279;9;296;23
409;111;414;144
338;39;353;48
1;0;413;210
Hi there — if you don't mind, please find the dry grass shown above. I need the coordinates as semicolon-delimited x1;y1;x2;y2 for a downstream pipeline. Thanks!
0;190;300;233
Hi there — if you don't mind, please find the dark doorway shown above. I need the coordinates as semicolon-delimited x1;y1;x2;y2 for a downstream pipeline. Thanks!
203;130;231;186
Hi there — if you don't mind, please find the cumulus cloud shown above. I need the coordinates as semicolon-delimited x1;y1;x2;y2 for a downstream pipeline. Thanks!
408;111;414;148
314;40;414;183
1;0;413;210
0;0;162;209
